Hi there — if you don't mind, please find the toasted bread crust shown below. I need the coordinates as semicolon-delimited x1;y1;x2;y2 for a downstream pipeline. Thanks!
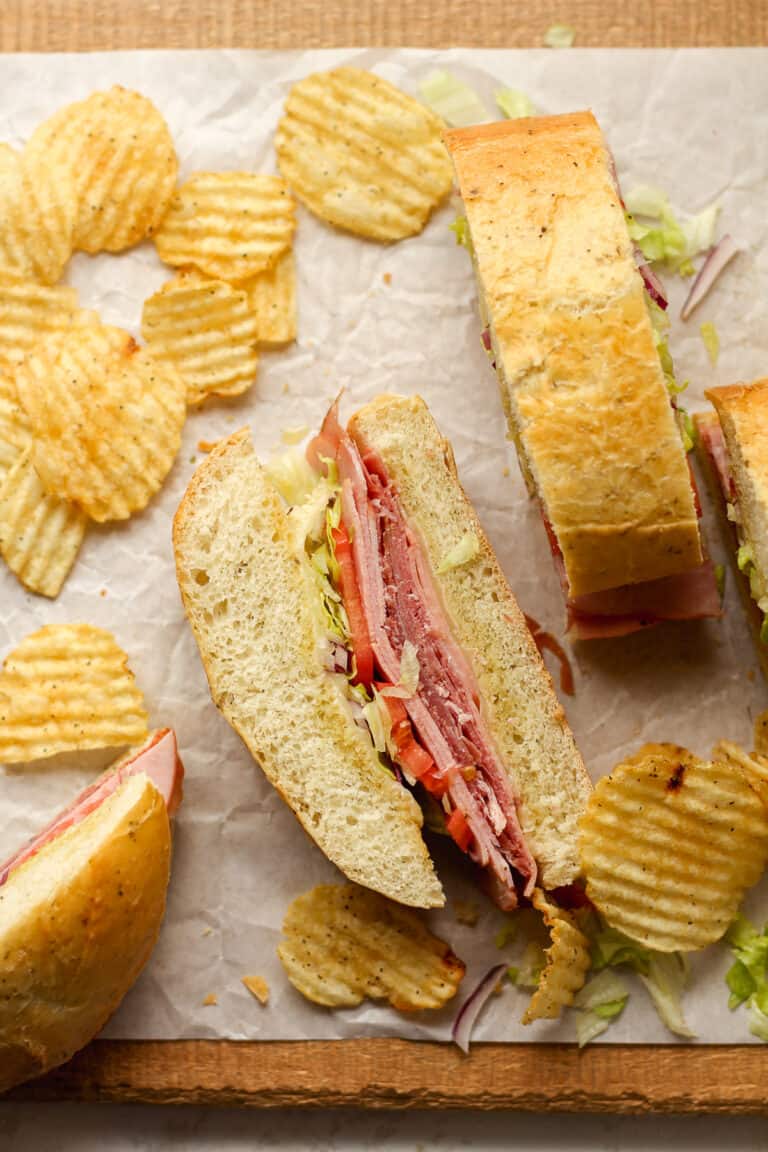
0;774;170;1093
445;112;702;596
173;430;444;909
349;394;591;890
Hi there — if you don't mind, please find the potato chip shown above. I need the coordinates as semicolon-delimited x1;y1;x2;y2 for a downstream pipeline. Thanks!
141;271;259;405
17;319;186;522
278;883;465;1011
579;743;768;951
27;86;178;254
153;173;295;283
243;250;297;347
0;370;30;484
712;740;768;806
0;144;76;284
0;272;78;373
0;623;148;764
275;67;453;242
0;447;87;598
521;889;591;1024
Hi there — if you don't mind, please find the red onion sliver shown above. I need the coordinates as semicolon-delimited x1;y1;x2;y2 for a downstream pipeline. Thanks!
636;255;668;310
681;234;739;320
451;963;507;1054
481;328;492;352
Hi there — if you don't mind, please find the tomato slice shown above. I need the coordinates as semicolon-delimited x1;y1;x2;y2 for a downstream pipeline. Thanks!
331;523;374;687
446;808;472;852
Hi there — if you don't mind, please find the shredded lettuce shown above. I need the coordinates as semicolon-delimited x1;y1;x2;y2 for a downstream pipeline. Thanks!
761;616;768;646
508;940;546;988
280;424;310;445
495;919;519;949
265;447;319;506
418;70;488;127
738;543;754;573
700;321;720;365
450;215;473;252
625;190;721;275
724;914;768;1038
437;531;480;574
715;563;726;599
624;185;669;218
495;88;535;119
677;408;695;453
572;969;629;1047
589;922;695;1038
544;23;575;47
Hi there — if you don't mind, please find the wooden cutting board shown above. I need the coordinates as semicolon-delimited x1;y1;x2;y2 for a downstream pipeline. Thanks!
5;0;768;1113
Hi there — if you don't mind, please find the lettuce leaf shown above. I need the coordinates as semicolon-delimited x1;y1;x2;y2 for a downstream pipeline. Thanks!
495;89;535;119
450;215;473;251
725;913;768;1027
543;23;575;47
418;70;488;127
572;969;630;1046
625;190;721;275
266;447;319;506
700;321;720;365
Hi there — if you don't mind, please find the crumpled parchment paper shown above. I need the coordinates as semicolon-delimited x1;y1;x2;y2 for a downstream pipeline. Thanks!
1;47;767;1045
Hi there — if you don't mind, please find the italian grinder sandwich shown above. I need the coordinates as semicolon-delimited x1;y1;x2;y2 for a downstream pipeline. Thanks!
696;380;768;677
444;112;721;639
174;394;590;914
0;730;183;1092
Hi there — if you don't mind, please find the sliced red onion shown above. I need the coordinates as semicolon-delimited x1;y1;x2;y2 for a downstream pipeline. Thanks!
481;327;492;352
636;253;668;310
681;234;739;320
451;963;506;1054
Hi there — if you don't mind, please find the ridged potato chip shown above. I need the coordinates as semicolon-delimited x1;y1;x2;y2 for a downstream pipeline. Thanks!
27;86;178;254
522;889;591;1024
275;67;453;242
0;370;30;481
141;271;260;405
0;623;148;764
17;319;186;522
244;250;297;347
579;743;768;952
0;273;78;372
278;883;465;1011
0;145;76;284
0;447;87;598
154;172;295;283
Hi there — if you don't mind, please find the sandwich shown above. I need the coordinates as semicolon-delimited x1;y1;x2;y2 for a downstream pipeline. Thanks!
695;380;768;676
0;729;183;1093
174;393;591;914
444;112;721;639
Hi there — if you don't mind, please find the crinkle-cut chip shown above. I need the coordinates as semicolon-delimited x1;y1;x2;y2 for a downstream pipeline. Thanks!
579;742;768;952
275;67;453;242
243;250;297;347
141;271;259;406
0;370;30;464
0;447;87;598
27;87;178;254
153;172;295;283
0;144;76;285
278;883;465;1011
17;319;186;522
712;740;768;806
521;889;591;1024
0;623;148;764
0;273;78;372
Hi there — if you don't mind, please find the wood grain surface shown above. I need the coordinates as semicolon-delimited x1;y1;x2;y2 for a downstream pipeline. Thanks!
1;0;766;51
4;0;768;1116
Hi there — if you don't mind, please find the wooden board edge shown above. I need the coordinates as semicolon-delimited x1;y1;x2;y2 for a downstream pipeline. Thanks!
7;1039;768;1112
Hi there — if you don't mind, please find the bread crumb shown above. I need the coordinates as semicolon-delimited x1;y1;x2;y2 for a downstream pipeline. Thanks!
99;588;107;597
282;381;290;395
197;439;218;453
202;926;213;937
242;975;270;1004
502;467;510;478
453;899;480;926
383;272;392;285
202;993;218;1007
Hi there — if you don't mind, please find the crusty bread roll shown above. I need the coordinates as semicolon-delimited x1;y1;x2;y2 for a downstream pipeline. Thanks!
445;112;702;597
350;395;591;889
0;773;170;1093
173;430;443;909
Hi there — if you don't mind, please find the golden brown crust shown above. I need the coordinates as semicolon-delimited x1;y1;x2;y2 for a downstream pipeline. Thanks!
445;113;702;597
706;379;768;498
0;774;170;1093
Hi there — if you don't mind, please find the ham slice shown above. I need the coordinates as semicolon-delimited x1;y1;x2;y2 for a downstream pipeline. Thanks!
315;416;537;908
697;412;734;502
0;729;183;888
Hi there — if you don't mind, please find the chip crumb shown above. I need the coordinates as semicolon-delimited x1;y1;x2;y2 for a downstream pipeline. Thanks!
99;588;107;597
502;467;510;477
197;439;219;453
383;272;392;285
452;899;480;926
282;381;289;395
202;993;218;1007
201;926;214;937
242;975;270;1004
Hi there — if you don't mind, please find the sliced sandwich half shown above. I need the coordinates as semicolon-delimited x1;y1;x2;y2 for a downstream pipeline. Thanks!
696;380;768;676
444;112;721;639
174;394;590;913
0;730;183;1093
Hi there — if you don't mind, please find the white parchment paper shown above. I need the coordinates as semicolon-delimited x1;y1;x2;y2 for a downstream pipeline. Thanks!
1;47;767;1046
